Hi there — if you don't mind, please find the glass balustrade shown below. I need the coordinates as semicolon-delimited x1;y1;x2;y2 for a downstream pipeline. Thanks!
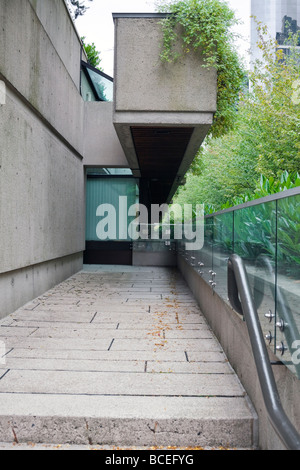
175;189;300;378
99;188;299;376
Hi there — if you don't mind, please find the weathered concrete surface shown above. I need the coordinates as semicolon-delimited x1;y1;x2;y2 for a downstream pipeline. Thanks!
177;255;300;451
114;17;217;113
0;0;84;153
83;102;128;168
0;253;83;321
0;0;86;319
0;266;256;448
113;14;217;203
0;0;127;322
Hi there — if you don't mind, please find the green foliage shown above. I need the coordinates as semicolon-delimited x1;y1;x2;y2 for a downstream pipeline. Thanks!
158;0;245;137
172;23;300;213
211;187;300;275
277;196;300;271
174;113;260;212
246;21;300;177
81;37;103;71
233;194;300;275
220;171;300;210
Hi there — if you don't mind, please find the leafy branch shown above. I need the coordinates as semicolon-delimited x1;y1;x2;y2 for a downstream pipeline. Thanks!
157;0;246;138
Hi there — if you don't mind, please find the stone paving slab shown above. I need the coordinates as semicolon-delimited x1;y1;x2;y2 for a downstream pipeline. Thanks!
0;369;245;396
0;265;256;448
2;347;189;362
0;358;145;373
110;338;221;352
0;337;112;351
0;358;231;374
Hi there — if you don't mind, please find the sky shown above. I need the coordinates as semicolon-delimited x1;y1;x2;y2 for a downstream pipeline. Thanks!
75;0;251;77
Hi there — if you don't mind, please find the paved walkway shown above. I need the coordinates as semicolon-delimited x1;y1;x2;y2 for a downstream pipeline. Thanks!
0;266;255;448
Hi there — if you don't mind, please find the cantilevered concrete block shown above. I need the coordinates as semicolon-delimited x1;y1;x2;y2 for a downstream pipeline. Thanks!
113;13;217;205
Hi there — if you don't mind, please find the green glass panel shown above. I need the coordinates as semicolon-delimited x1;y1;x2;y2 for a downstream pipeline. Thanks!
276;194;300;377
234;202;277;345
86;177;137;241
213;212;234;300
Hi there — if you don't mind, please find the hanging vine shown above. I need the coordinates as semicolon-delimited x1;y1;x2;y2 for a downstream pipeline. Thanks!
158;0;246;138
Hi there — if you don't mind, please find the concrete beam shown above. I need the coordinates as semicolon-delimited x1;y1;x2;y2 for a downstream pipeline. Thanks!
112;14;217;204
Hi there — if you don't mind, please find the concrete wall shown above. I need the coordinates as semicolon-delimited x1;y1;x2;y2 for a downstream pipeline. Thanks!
178;256;300;450
28;0;83;89
0;0;129;319
83;102;128;168
0;0;85;155
0;0;88;319
114;16;217;113
0;253;83;319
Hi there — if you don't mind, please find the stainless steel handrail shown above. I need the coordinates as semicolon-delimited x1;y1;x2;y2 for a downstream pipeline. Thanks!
228;254;300;451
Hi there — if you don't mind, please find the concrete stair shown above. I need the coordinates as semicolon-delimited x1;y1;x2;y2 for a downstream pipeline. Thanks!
0;266;257;448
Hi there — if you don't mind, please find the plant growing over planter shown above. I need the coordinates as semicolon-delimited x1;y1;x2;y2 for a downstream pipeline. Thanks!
158;0;245;138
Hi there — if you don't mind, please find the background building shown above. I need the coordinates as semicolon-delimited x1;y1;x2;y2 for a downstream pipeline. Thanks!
251;0;300;65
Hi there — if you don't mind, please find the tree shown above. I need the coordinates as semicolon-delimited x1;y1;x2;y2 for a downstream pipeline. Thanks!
81;37;103;71
246;21;300;177
66;0;94;20
172;21;300;212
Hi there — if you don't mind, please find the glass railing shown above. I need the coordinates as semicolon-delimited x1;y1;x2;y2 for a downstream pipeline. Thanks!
177;188;300;378
132;224;177;257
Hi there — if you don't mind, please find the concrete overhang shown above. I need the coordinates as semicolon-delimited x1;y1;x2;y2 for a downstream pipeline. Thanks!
113;13;217;205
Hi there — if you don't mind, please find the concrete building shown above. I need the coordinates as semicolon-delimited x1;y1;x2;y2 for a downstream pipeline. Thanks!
251;0;300;65
0;1;217;318
1;1;300;451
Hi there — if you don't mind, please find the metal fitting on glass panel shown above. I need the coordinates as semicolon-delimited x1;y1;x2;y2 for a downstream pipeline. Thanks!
264;310;275;322
197;262;204;276
276;342;288;356
276;318;288;332
265;331;273;345
208;270;216;289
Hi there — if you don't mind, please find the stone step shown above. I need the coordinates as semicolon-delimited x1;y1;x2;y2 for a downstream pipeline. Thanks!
0;266;258;449
0;394;255;448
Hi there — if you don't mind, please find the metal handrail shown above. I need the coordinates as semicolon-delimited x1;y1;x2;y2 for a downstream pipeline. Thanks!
228;254;300;450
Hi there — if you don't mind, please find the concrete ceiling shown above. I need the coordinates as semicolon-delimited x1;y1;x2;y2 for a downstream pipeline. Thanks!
131;126;194;204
